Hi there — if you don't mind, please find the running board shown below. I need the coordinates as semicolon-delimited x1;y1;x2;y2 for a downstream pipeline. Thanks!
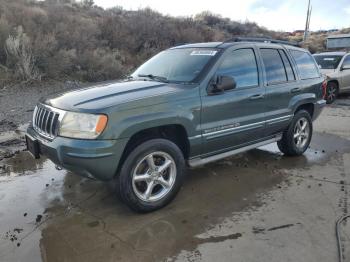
188;135;282;167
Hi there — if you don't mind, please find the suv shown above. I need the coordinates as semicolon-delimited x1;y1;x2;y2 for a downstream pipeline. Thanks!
26;38;326;212
313;52;350;103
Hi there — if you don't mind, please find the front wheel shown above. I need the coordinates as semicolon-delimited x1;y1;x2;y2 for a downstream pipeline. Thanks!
278;110;312;156
116;139;186;213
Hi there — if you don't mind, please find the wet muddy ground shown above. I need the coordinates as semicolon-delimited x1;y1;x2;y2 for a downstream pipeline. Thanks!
0;97;350;262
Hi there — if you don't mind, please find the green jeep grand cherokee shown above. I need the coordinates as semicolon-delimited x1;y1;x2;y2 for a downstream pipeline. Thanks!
26;38;326;212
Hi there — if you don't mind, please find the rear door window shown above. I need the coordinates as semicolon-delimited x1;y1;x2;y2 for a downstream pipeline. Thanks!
260;48;287;85
290;50;320;79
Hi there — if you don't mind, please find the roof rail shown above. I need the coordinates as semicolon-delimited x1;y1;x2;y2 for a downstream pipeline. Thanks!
225;37;300;47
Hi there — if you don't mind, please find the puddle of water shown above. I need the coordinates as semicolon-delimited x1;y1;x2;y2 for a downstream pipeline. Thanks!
258;143;326;166
0;152;45;177
0;132;349;262
0;154;67;261
0;149;287;261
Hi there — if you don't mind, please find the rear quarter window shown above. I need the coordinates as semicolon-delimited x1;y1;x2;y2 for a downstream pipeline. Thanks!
279;50;295;81
290;50;320;80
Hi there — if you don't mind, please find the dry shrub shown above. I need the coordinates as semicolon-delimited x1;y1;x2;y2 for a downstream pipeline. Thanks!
46;49;77;78
0;0;344;84
5;26;41;81
0;17;10;63
303;37;327;54
75;48;124;81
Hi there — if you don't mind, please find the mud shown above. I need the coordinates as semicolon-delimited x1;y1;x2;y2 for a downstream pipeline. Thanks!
0;96;349;262
0;124;28;161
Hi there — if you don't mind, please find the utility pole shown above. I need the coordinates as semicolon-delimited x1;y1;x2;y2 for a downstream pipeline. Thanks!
303;0;312;41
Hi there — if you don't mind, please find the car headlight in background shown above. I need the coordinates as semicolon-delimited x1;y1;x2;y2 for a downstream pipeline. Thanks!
59;112;108;139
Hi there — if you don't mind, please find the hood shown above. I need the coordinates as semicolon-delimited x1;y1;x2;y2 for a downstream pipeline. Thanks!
41;80;186;112
319;68;337;76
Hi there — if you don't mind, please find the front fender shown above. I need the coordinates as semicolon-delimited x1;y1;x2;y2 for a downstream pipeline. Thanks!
101;94;201;140
117;110;199;139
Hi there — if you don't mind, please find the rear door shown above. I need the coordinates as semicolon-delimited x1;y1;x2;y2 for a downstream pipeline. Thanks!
339;55;350;90
259;47;297;136
200;46;266;156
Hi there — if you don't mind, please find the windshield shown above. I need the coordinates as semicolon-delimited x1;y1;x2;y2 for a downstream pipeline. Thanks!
132;48;219;83
313;55;343;69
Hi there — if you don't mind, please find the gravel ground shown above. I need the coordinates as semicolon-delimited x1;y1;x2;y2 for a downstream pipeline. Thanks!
0;81;84;160
0;81;81;132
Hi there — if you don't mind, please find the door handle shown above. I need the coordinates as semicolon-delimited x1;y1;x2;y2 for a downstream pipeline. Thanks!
249;94;264;100
291;87;301;93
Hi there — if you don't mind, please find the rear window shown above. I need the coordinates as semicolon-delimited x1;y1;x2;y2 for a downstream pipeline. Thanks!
314;55;343;69
260;48;287;84
290;50;320;80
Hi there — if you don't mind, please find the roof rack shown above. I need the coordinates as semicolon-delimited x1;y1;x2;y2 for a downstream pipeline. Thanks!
225;37;300;47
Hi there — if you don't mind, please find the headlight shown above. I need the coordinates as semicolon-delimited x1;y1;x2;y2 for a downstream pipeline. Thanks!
59;112;108;139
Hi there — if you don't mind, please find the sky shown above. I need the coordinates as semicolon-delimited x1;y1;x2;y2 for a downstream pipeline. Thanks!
92;0;350;31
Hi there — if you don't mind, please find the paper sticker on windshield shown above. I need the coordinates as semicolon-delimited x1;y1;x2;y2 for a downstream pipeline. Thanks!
324;58;335;61
190;50;217;56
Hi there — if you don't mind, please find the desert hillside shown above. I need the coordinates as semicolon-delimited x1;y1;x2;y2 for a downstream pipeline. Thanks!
0;0;348;85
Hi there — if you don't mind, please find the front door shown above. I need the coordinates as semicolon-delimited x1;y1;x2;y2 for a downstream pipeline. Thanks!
200;47;266;156
340;55;350;90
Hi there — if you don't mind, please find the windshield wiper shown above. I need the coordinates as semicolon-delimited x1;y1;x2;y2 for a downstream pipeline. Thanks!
137;74;168;83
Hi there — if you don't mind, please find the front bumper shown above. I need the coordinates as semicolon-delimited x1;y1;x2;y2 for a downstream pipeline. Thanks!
313;99;326;121
26;126;128;181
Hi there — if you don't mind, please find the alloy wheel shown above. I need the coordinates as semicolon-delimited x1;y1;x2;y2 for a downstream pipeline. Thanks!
293;117;310;149
327;84;337;103
132;151;177;202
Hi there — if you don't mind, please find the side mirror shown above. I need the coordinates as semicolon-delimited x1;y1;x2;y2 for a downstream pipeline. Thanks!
208;75;236;94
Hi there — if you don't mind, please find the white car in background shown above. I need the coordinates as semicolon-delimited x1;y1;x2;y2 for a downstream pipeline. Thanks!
313;52;350;103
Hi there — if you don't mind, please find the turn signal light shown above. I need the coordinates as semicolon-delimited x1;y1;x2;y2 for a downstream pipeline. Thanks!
321;80;327;99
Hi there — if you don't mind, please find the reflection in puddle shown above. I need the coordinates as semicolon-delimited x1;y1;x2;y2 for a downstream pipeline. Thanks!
0;149;286;261
1;152;45;177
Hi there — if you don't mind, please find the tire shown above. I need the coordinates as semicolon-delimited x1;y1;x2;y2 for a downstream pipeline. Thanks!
277;110;313;156
326;82;338;104
116;138;186;213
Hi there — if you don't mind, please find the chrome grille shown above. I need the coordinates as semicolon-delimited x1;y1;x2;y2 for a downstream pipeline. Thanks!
33;105;62;139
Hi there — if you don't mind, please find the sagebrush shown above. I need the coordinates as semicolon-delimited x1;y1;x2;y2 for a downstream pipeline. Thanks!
0;0;334;85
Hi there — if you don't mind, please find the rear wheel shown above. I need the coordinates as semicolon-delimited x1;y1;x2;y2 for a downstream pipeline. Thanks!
116;139;185;212
278;110;312;156
326;82;338;104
